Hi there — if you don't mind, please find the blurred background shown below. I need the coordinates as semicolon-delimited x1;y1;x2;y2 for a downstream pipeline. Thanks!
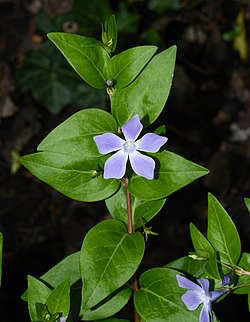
1;0;250;321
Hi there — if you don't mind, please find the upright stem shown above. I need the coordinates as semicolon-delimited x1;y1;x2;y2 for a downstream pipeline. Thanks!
124;176;140;322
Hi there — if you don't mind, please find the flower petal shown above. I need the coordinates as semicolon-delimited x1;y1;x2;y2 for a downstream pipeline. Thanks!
199;303;211;322
181;290;203;310
210;289;227;302
121;115;143;141
198;279;210;294
103;150;128;179
129;151;155;179
136;133;168;152
94;133;125;154
176;275;202;292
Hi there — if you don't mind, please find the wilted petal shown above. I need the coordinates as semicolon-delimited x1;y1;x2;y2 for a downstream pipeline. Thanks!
198;279;210;294
129;151;155;179
136;133;168;152
104;150;128;179
199;304;211;322
177;275;202;292
210;289;227;302
222;274;231;286
94;133;124;154
181;290;203;310
121;114;143;141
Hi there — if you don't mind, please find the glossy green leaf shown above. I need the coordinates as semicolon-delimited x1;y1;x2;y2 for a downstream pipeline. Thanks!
38;109;118;158
48;33;110;89
135;268;199;321
80;219;145;309
20;152;120;202
109;46;157;89
190;223;214;257
46;279;70;317
102;14;118;53
165;256;207;278
105;185;166;227
207;193;241;266
0;232;2;286
244;198;250;213
81;287;132;320
129;151;209;200
27;276;52;321
94;319;129;322
233;253;250;294
111;46;176;127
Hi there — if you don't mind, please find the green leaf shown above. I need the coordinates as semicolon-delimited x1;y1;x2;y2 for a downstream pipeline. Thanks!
0;232;2;286
129;150;209;200
108;46;157;89
111;46;176;127
46;279;70;317
165;256;207;277
81;287;132;320
48;32;110;89
233;253;250;294
20;152;120;202
80;219;145;309
27;276;52;321
135;268;199;321
190;223;214;257
244;198;250;213
101;15;118;53
207;193;241;266
105;185;166;227
37;109;118;158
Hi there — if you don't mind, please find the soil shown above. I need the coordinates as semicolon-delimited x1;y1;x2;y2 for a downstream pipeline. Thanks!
1;1;250;321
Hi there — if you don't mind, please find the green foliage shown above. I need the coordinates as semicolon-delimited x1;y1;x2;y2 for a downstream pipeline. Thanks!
112;46;177;127
105;185;166;227
80;219;144;309
135;268;199;321
129;151;209;200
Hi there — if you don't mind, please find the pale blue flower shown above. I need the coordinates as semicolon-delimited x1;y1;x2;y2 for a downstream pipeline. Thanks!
93;114;167;179
176;274;227;322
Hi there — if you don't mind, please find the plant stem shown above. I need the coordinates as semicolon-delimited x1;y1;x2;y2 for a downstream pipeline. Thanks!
124;176;140;322
124;176;133;234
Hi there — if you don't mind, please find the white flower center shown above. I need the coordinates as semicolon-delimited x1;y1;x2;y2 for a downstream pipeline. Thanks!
123;141;136;154
200;290;210;306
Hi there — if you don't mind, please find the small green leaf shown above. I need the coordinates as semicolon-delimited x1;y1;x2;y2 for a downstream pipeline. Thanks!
108;46;157;89
27;276;52;321
48;33;110;89
80;219;145;309
102;15;118;53
190;222;214;257
165;256;207;277
20;152;120;202
38;109;118;158
233;253;250;294
207;193;241;266
129;151;209;200
244;198;250;213
81;287;132;320
135;268;199;321
105;185;166;227
111;46;176;127
46;279;70;317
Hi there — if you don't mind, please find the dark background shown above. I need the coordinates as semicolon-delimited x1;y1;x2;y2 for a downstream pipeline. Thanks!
1;0;250;321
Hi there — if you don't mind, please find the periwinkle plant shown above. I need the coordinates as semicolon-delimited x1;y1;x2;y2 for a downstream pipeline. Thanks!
19;15;250;322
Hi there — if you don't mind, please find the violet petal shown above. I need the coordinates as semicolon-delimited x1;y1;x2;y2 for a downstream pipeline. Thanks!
121;115;143;141
199;304;211;322
176;275;202;292
103;150;128;179
210;289;227;302
136;133;168;152
198;279;210;294
94;133;124;154
181;290;203;310
129;151;155;179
